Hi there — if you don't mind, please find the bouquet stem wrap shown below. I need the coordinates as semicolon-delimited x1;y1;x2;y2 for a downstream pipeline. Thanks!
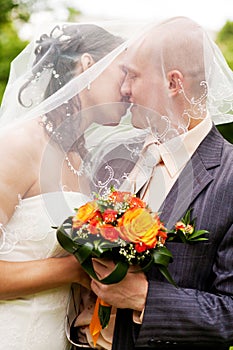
89;297;111;347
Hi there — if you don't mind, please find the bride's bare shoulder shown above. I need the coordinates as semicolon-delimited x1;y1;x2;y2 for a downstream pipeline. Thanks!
0;118;45;158
0;118;47;222
0;118;45;197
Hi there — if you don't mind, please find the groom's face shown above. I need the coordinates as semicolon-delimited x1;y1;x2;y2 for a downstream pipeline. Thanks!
120;34;165;128
87;53;129;126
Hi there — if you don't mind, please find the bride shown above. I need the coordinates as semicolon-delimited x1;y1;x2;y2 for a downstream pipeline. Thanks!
0;22;129;350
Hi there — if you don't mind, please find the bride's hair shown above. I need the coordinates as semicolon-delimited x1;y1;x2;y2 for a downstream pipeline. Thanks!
18;24;124;155
32;24;123;99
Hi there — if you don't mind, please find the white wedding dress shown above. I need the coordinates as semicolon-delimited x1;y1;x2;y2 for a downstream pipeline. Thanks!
0;191;89;350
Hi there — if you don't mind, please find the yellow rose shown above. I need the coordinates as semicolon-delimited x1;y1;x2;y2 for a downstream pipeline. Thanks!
118;208;161;248
73;201;98;228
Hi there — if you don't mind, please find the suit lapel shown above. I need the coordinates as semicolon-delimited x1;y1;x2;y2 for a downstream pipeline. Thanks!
159;125;223;229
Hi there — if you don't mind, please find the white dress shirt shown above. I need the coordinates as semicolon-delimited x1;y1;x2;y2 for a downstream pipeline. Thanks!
142;115;213;212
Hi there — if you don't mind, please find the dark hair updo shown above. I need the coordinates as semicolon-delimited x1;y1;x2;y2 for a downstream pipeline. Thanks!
18;24;124;154
33;24;124;99
19;24;124;102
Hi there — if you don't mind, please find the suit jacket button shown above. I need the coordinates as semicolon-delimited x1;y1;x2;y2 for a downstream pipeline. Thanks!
148;338;156;346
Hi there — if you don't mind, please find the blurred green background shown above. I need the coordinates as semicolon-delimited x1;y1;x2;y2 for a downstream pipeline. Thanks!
0;0;233;144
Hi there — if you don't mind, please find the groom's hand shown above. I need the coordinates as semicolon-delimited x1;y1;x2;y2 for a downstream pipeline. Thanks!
91;258;148;311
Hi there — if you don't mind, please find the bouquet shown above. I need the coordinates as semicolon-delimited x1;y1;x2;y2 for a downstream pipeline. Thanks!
56;188;208;346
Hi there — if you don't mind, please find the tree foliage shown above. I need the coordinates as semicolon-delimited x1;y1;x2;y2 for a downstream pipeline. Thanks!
0;23;28;101
0;0;31;103
216;20;233;70
0;0;82;104
215;21;233;143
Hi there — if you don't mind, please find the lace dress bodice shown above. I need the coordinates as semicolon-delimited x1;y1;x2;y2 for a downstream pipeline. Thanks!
0;191;88;350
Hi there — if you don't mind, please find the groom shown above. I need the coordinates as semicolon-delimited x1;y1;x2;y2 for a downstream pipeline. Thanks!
90;17;233;350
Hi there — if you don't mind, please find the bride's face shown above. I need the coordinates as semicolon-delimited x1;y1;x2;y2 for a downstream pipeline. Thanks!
83;54;129;126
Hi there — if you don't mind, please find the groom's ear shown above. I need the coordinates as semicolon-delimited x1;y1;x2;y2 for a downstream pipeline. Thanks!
80;53;95;71
167;70;183;96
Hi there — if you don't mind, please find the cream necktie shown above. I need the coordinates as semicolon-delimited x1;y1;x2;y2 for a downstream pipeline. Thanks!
120;138;161;194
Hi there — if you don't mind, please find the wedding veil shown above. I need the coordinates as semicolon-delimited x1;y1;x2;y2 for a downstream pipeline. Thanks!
0;22;130;125
0;17;233;198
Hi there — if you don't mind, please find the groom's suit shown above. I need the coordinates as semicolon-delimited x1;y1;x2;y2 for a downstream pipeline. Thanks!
112;125;233;350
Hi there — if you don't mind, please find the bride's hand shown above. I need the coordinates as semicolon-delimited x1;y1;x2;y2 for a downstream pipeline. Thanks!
65;255;91;289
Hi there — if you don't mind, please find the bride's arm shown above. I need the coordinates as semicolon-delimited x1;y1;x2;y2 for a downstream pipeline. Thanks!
0;256;90;300
0;126;91;300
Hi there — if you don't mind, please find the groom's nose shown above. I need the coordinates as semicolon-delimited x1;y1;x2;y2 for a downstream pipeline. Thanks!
120;76;131;99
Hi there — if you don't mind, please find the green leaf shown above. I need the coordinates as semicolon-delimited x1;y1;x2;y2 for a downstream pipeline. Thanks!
152;247;173;267
176;230;188;243
158;265;177;287
166;235;176;242
99;260;129;285
190;237;209;241
139;255;155;273
79;256;100;280
74;242;94;264
159;246;173;258
93;240;115;256
182;209;191;224
56;227;79;254
188;230;208;240
98;304;112;329
79;257;129;285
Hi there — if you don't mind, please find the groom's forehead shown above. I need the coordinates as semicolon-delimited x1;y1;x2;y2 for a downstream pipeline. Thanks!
121;44;147;71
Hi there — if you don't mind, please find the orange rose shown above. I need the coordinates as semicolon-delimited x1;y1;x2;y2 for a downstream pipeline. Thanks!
88;211;103;234
129;196;146;209
99;224;120;242
102;209;118;223
108;191;132;203
118;208;162;248
135;241;148;253
73;201;99;228
157;229;168;245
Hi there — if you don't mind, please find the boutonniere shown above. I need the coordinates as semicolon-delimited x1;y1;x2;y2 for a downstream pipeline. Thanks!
168;209;209;243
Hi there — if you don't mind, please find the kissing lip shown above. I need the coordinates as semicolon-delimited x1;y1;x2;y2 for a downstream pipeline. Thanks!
121;95;131;103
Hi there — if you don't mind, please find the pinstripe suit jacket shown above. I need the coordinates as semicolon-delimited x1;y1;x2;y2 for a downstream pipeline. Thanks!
112;125;233;350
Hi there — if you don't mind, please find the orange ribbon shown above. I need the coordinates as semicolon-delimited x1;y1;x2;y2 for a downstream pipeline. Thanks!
89;297;111;347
